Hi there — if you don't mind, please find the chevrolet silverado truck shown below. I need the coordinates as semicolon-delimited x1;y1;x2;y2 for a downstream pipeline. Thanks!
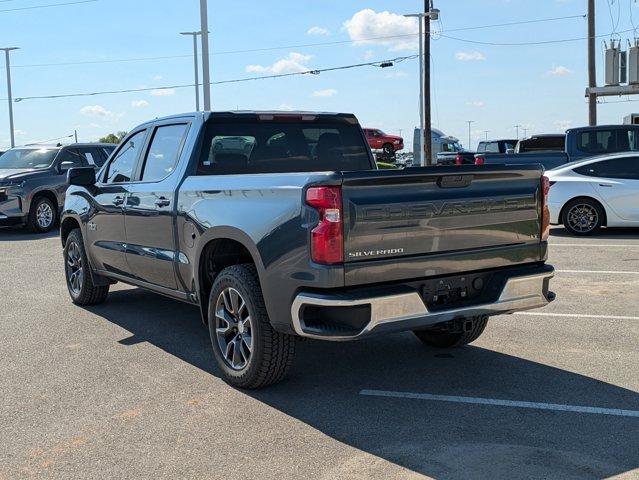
475;125;639;169
0;143;115;232
60;111;555;389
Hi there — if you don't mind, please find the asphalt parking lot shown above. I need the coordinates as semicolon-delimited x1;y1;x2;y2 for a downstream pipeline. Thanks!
1;226;638;480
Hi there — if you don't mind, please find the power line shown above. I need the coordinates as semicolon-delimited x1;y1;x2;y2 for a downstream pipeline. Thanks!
6;14;588;69
439;27;637;46
13;55;419;102
0;0;97;13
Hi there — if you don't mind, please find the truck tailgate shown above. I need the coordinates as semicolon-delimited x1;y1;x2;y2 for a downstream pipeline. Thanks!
341;165;544;284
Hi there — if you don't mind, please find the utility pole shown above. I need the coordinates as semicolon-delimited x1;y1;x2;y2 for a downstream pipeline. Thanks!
588;0;597;126
523;127;529;138
483;130;490;141
466;121;474;150
199;0;211;110
1;47;19;148
423;0;432;166
181;31;202;111
74;130;78;143
514;124;522;139
405;3;438;166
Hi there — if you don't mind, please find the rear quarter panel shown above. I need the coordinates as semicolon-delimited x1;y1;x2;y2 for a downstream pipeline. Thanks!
177;172;345;332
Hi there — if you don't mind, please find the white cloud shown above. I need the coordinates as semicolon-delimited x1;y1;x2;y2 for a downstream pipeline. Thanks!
364;50;375;60
80;105;114;118
313;89;337;97
278;103;295;111
343;9;418;51
152;75;163;81
307;26;330;36
382;70;408;79
246;52;313;75
13;129;26;136
150;88;176;97
467;101;485;107
554;120;572;131
131;99;150;108
547;65;572;76
455;51;486;61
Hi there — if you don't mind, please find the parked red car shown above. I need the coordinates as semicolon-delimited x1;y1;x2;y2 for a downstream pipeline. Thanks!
363;128;404;156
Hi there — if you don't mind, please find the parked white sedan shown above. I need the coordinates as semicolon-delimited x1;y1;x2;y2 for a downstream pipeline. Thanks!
546;153;639;235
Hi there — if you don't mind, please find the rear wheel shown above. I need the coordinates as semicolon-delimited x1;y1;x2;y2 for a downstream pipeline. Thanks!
27;196;57;233
414;315;488;348
562;198;604;236
208;264;296;389
64;229;109;305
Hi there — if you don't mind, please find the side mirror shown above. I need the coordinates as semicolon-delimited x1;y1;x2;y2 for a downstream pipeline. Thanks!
67;167;96;186
506;148;515;155
58;161;75;173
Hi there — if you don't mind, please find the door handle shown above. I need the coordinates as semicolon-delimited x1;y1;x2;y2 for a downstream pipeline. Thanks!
599;184;613;187
113;196;125;206
154;197;170;208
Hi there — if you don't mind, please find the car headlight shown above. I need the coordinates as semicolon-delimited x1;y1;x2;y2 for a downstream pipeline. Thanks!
0;179;25;188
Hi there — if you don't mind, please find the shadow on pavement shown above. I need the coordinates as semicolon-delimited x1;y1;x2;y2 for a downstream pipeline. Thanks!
0;226;58;242
89;288;639;480
551;226;639;240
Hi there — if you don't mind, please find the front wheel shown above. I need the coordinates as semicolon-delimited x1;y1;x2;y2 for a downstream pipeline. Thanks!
27;196;57;233
64;229;109;305
414;315;488;348
382;143;395;156
208;264;296;389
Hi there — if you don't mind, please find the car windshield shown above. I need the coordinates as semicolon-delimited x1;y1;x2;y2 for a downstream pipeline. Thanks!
0;148;58;170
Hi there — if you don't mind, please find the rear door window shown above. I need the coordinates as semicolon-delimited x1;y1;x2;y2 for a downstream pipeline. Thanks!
197;121;371;175
140;124;189;181
574;157;639;180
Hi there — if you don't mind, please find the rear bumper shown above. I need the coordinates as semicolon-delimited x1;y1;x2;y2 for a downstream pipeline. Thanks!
291;264;554;341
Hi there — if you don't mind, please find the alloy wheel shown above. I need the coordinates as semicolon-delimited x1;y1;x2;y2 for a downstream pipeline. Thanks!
66;242;84;295
567;204;598;233
36;202;54;229
215;287;253;370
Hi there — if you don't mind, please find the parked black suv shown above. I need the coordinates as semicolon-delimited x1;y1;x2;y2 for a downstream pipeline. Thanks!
0;143;115;232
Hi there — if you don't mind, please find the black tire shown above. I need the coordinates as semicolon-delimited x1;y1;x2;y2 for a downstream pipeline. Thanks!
382;143;395;156
208;264;296;389
27;196;57;233
63;229;109;305
414;315;488;348
561;198;604;236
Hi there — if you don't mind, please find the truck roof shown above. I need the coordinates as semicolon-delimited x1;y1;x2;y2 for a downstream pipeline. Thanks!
137;111;358;128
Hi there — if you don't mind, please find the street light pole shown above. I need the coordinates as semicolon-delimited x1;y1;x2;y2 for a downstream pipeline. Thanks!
199;0;211;110
483;130;490;141
466;120;474;150
1;47;19;148
180;31;202;111
514;124;522;139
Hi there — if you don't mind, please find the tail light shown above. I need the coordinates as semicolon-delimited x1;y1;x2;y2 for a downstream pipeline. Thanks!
306;186;344;264
541;175;551;241
455;153;463;166
475;156;485;166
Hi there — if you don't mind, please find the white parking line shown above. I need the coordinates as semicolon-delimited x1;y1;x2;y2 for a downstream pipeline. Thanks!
550;244;639;248
359;390;639;418
515;312;639;321
556;269;639;275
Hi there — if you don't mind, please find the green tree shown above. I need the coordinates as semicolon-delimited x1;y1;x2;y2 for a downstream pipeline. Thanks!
99;131;128;144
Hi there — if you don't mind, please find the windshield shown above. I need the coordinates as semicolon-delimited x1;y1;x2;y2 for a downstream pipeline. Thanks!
0;149;58;170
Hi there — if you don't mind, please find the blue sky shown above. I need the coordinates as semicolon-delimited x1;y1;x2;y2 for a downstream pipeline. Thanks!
1;0;638;150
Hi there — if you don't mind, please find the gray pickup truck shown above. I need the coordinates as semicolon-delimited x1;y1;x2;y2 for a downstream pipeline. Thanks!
476;125;639;169
60;111;555;389
0;143;115;232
